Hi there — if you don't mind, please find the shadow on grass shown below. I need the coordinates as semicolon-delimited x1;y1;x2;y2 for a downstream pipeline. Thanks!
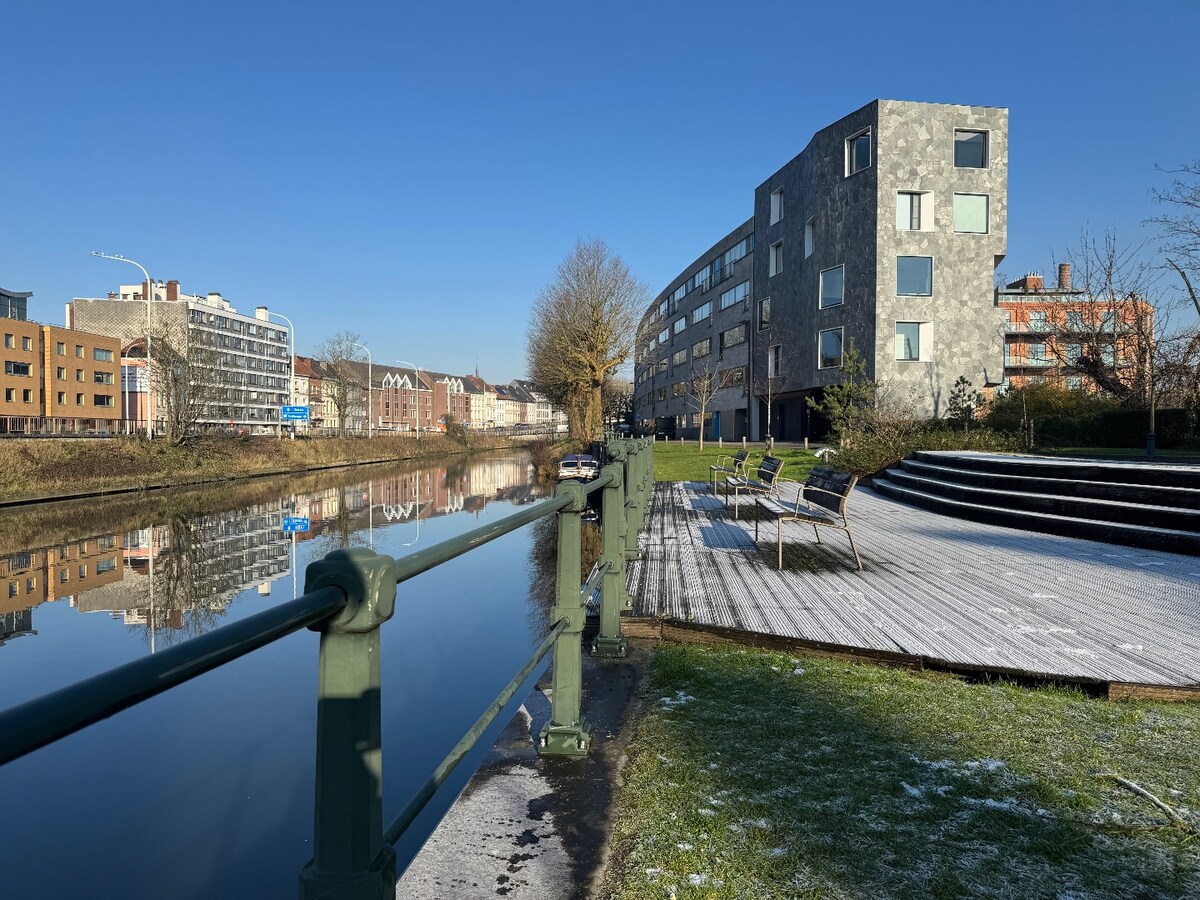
605;644;1200;899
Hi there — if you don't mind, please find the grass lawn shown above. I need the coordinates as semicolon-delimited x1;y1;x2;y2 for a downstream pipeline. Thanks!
602;644;1199;899
652;441;818;484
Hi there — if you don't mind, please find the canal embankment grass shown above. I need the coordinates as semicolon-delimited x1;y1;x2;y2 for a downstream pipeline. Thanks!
651;440;819;483
601;643;1199;899
0;433;522;505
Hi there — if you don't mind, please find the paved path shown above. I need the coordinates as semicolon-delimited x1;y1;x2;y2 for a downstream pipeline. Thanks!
629;481;1200;688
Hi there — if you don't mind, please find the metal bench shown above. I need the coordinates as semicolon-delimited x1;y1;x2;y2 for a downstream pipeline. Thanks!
709;449;752;493
725;455;784;517
754;466;862;570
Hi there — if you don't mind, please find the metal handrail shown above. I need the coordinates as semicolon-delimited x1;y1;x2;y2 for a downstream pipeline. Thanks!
0;585;347;766
383;615;569;847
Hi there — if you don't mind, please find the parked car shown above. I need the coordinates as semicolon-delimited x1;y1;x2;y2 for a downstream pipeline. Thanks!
558;454;600;481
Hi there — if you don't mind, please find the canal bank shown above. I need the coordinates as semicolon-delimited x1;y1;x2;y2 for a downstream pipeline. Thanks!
0;432;534;507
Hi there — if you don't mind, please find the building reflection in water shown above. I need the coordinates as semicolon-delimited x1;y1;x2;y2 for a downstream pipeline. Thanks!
0;454;539;650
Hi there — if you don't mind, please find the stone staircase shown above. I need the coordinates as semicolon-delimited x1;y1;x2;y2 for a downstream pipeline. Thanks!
871;451;1200;555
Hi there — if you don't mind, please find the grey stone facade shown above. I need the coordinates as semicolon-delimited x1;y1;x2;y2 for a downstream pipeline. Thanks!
633;99;1008;440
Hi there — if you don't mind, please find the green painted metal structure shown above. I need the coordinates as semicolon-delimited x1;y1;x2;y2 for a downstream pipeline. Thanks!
0;436;654;899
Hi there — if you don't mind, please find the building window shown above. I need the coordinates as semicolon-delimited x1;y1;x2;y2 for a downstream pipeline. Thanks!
673;382;686;397
75;369;85;382
691;301;712;324
3;388;12;402
1067;376;1083;390
1028;311;1049;332
769;241;783;277
56;366;66;380
658;328;669;344
93;348;115;362
896;192;931;231
954;129;988;168
56;341;65;355
1029;343;1047;363
56;391;65;404
93;371;113;385
846;128;871;175
819;265;844;308
76;393;85;405
4;362;31;377
75;345;84;358
719;324;746;355
22;389;31;403
953;193;989;233
97;558;117;575
1102;345;1116;366
692;338;711;359
3;335;12;349
94;394;114;407
1066;343;1082;361
769;188;784;225
671;348;688;367
896;256;933;296
21;336;31;351
758;297;771;331
720;280;749;310
673;318;686;335
767;344;782;378
819;328;844;369
656;388;667;401
895;322;921;360
1065;311;1084;331
656;358;668;374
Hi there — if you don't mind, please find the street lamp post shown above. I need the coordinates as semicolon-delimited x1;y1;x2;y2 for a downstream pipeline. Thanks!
395;359;422;441
353;342;373;438
91;251;154;439
266;311;295;438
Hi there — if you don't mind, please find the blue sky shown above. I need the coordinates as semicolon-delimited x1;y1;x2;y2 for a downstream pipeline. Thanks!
3;0;1197;382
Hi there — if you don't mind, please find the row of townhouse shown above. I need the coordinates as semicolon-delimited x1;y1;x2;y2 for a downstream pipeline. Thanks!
290;358;565;433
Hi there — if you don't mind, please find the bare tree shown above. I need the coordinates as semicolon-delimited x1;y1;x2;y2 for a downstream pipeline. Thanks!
601;375;633;429
751;318;795;446
1151;159;1200;317
314;330;367;436
527;240;648;441
151;320;223;444
685;358;719;449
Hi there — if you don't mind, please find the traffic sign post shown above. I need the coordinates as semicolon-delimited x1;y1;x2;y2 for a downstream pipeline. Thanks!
282;406;310;422
282;516;311;534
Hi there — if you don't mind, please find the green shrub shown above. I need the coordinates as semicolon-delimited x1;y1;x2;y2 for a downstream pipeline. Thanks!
1036;407;1194;449
830;424;1021;478
983;384;1117;433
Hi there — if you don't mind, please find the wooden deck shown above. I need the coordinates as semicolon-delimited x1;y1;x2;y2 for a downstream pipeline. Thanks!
627;481;1200;693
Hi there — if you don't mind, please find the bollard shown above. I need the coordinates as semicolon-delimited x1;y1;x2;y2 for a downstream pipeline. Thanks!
300;549;399;900
719;436;723;448
593;451;628;658
804;437;809;450
540;480;592;756
742;436;747;448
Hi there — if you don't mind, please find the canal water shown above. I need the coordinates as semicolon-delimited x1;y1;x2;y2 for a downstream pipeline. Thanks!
0;450;571;899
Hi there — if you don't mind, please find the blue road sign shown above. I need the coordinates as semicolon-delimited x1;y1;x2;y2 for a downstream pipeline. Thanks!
281;405;309;421
282;516;310;534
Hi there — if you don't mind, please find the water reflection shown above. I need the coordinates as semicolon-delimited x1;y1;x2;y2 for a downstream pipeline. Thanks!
0;452;544;655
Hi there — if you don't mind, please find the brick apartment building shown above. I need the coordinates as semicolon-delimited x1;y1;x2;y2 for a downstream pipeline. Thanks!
996;263;1154;395
0;288;122;432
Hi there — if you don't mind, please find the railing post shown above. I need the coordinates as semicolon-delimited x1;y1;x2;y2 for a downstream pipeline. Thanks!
540;479;592;756
593;446;629;657
624;439;642;568
300;548;399;900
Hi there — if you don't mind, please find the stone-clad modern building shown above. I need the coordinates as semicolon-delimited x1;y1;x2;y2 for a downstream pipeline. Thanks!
634;99;1008;440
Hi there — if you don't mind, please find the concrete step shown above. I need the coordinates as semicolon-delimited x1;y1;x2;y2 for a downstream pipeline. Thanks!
913;451;1200;490
899;457;1200;510
872;476;1200;556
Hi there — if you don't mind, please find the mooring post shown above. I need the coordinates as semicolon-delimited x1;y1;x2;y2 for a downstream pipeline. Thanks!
300;548;399;900
593;446;629;657
540;479;591;756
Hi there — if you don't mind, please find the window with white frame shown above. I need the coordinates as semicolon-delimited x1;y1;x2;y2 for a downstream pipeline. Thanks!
954;129;988;168
896;256;933;296
768;344;782;377
819;265;844;308
769;241;783;277
953;193;988;233
691;301;712;324
895;322;921;360
658;328;669;344
846;128;871;175
804;218;814;258
896;191;932;231
769;188;784;225
818;328;844;369
673;318;686;335
720;280;749;310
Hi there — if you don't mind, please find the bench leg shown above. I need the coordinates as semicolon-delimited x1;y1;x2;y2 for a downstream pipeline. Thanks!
733;488;739;519
754;506;759;542
845;526;863;572
777;518;783;570
813;524;822;545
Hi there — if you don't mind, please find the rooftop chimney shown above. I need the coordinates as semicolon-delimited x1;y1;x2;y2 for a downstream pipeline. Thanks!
1006;272;1043;292
255;305;269;321
166;280;179;302
1057;263;1071;291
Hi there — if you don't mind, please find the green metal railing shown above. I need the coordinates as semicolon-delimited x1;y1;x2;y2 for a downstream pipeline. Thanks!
0;435;654;899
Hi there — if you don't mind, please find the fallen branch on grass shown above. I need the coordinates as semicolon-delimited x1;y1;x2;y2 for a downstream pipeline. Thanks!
1095;772;1194;832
